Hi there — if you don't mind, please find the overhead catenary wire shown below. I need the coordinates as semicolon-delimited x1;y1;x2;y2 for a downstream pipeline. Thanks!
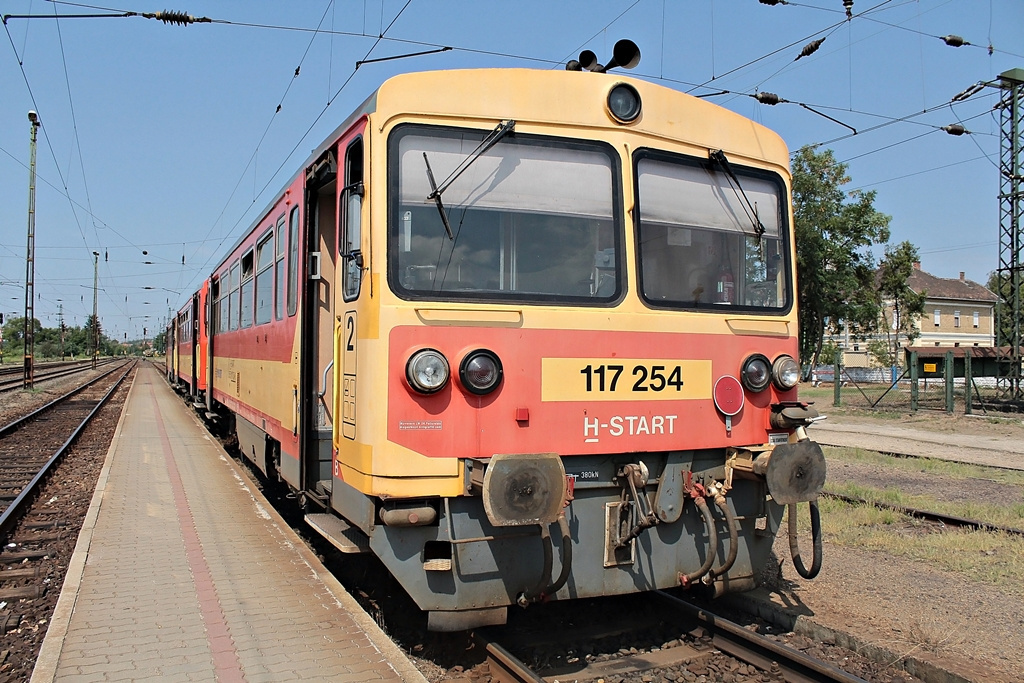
185;0;418;292
1;0;1014;325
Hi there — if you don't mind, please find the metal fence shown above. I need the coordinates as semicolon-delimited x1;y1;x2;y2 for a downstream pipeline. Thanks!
814;353;1003;415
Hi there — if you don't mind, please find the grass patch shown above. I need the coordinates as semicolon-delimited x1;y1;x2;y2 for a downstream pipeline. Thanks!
824;445;1024;487
809;497;1024;589
825;481;1024;529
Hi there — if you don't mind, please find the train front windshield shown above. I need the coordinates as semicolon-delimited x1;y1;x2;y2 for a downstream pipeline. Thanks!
389;125;622;303
388;125;790;312
635;152;790;311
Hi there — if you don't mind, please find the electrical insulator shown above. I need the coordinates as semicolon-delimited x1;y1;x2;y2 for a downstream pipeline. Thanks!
942;124;967;136
941;35;966;47
755;92;782;105
796;38;825;60
843;0;853;19
759;0;787;5
150;10;211;26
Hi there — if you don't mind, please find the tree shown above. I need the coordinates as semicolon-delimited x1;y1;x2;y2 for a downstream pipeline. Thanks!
84;314;102;358
792;146;891;378
1;316;42;358
876;241;926;368
987;270;1022;347
153;330;167;354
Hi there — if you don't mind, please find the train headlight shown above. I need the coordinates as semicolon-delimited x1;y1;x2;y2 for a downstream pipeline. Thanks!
406;349;450;394
459;349;503;395
772;355;800;391
607;83;641;123
741;354;772;393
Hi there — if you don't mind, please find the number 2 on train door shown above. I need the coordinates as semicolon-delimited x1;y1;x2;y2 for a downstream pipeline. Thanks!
342;311;357;439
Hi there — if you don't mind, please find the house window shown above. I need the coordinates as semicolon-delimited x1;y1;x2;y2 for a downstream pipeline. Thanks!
954;310;961;328
934;309;941;326
973;311;979;328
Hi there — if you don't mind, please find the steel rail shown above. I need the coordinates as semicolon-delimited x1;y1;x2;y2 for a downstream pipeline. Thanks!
823;491;1024;537
472;630;546;683
0;357;118;393
0;360;131;438
654;591;869;683
0;359;92;377
0;361;135;540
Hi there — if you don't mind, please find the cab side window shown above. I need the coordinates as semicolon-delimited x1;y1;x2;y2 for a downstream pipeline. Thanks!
341;137;364;301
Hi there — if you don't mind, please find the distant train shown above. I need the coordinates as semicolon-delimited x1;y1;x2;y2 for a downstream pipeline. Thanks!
167;42;826;631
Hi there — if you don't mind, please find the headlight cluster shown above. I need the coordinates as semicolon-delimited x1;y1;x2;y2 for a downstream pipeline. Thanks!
405;348;503;396
741;353;799;392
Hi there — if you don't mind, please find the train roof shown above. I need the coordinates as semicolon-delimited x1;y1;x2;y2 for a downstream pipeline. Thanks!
306;68;791;171
207;67;791;300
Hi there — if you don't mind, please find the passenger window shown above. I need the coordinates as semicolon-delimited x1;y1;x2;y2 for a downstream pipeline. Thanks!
255;231;274;325
287;207;299;316
240;250;254;328
229;262;240;331
210;279;220;335
275;216;286;320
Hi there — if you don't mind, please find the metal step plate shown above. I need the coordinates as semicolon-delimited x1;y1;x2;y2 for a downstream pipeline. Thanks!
304;513;370;554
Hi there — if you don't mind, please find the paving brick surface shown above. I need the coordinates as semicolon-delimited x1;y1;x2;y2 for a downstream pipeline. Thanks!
32;364;425;683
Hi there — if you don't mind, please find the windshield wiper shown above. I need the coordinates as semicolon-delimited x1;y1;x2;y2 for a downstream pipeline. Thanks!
709;149;766;239
422;153;453;239
423;119;516;240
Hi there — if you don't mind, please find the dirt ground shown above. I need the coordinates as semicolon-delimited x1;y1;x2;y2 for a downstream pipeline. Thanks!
768;407;1024;682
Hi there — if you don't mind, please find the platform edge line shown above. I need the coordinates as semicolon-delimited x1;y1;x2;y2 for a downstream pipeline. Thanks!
176;382;430;683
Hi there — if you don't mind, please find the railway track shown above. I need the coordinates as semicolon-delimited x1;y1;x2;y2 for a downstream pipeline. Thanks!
0;360;134;535
0;358;119;393
468;592;870;683
822;490;1024;537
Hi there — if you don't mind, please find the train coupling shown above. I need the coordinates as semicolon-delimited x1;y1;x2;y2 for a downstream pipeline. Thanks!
770;401;826;442
613;462;659;548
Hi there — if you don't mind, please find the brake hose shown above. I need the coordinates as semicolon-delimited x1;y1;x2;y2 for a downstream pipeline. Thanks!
788;499;822;579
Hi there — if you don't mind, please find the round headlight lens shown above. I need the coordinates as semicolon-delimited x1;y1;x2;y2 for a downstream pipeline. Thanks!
741;354;772;392
406;349;449;394
607;83;641;123
459;350;503;395
772;355;800;390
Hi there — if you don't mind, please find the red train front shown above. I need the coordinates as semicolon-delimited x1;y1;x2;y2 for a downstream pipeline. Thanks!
187;65;826;631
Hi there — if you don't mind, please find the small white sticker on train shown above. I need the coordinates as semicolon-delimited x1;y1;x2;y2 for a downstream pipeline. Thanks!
583;414;678;442
399;420;443;431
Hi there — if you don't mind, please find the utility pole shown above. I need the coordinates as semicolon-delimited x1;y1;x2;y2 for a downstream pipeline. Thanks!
996;68;1024;401
24;111;40;389
92;251;99;369
58;303;66;360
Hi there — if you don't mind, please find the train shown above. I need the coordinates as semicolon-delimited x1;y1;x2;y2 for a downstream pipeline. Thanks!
167;42;827;631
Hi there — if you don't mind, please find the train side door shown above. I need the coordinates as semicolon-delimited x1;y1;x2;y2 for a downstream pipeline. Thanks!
206;278;217;411
190;291;200;397
335;137;364;470
301;150;338;499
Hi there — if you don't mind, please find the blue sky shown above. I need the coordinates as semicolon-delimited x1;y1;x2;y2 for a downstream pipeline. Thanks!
1;0;1021;342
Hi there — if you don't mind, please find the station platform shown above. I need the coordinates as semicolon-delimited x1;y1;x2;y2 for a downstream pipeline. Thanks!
32;364;426;683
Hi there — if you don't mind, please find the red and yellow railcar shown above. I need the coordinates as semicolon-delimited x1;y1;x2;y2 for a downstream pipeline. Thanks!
170;282;209;402
194;54;826;630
